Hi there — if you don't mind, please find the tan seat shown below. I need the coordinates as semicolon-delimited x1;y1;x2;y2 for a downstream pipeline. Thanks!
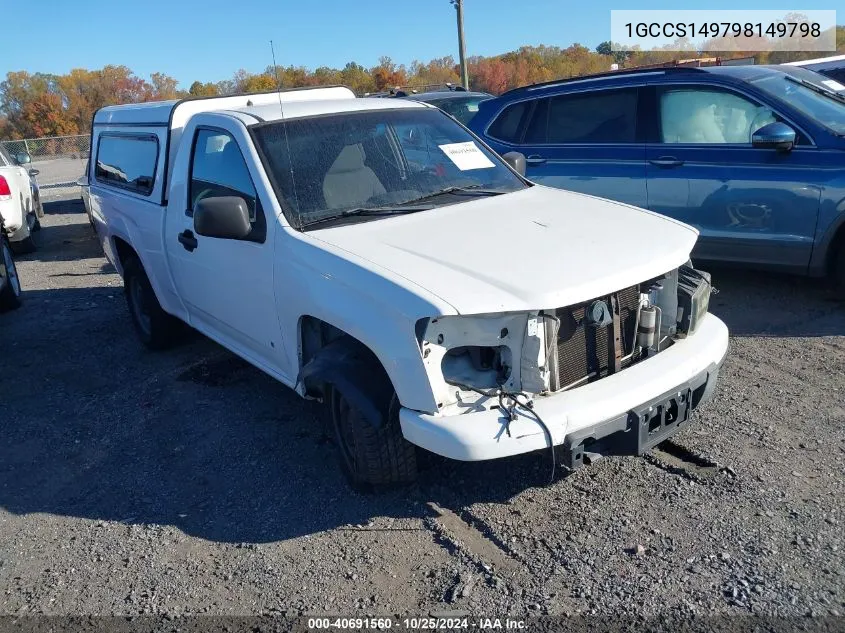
322;144;386;209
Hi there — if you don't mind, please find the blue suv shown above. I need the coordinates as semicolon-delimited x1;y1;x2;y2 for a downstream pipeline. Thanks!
469;65;845;288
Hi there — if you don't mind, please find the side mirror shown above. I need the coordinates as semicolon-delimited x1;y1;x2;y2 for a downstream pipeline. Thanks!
194;196;252;240
751;122;796;152
15;152;31;165
501;151;526;177
29;169;39;177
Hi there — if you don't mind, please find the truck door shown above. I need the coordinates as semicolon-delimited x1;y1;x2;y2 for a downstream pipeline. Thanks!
165;123;288;379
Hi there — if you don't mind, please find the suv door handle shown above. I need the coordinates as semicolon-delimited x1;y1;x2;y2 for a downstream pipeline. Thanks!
178;230;198;252
649;156;684;168
525;155;547;165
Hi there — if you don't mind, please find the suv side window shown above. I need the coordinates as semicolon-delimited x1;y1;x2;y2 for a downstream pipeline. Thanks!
658;86;778;144
487;101;532;143
542;88;638;144
190;128;265;241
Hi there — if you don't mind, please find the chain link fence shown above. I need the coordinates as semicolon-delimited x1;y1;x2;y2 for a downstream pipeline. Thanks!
1;134;90;200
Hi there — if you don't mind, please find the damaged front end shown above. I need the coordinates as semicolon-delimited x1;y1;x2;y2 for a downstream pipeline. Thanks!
418;265;714;415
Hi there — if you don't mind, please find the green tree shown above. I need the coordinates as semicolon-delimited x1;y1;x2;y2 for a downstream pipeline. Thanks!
596;41;632;66
340;62;375;95
189;81;219;97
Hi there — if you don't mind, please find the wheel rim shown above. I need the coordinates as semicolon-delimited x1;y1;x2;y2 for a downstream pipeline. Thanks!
332;392;360;477
129;276;152;336
2;241;20;297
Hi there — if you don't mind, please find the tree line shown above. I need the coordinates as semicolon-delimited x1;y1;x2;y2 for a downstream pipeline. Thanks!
2;28;843;141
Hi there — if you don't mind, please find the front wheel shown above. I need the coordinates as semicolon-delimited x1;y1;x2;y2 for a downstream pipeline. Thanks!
0;234;22;311
123;256;182;349
329;386;417;488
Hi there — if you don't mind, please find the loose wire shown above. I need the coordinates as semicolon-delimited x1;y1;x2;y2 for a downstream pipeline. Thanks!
450;382;557;486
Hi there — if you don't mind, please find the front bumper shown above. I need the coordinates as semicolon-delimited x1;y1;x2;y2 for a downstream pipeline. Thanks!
399;313;729;461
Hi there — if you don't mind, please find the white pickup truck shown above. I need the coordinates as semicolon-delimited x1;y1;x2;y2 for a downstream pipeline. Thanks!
89;86;729;487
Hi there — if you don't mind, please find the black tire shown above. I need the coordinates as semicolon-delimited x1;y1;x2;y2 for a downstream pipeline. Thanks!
0;234;22;311
329;386;417;489
123;256;181;350
10;234;35;255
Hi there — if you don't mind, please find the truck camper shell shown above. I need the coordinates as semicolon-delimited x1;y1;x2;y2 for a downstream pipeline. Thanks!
92;85;356;204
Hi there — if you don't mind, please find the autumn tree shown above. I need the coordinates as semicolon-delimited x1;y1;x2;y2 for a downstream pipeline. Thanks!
371;57;407;90
340;62;376;95
18;93;79;137
150;72;182;100
468;56;509;94
409;56;461;88
312;66;343;86
189;81;219;97
0;71;65;138
242;73;277;93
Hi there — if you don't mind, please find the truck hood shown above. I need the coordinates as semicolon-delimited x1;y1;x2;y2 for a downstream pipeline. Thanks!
310;186;698;315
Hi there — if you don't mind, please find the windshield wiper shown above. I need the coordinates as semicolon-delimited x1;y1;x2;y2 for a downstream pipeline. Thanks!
299;205;433;230
784;75;845;105
399;185;509;205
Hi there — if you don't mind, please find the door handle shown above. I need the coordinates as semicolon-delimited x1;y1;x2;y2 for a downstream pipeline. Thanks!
525;155;547;165
178;230;198;252
649;156;684;168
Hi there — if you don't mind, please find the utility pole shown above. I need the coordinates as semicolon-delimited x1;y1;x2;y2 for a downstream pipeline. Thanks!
451;0;469;90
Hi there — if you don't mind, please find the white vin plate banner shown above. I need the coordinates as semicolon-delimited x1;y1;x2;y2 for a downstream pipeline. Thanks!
438;142;495;171
610;10;836;52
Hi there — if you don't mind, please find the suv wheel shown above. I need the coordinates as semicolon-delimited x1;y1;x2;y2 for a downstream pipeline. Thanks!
123;256;181;349
329;386;417;488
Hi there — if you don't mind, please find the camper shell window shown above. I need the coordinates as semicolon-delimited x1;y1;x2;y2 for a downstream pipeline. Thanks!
95;133;159;196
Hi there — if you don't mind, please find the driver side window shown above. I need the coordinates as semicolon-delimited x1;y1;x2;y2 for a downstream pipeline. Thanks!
190;129;260;222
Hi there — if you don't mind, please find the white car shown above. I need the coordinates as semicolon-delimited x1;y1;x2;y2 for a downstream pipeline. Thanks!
0;217;22;311
0;145;42;253
783;54;845;89
87;87;729;487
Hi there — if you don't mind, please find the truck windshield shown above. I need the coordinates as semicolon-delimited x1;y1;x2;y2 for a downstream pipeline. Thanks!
251;108;526;230
751;68;845;136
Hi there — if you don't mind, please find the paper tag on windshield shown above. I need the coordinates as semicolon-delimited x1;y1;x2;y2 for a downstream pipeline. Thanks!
822;79;845;92
438;142;495;171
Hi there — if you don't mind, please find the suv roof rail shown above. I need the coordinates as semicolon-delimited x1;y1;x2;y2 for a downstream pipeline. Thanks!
500;65;706;97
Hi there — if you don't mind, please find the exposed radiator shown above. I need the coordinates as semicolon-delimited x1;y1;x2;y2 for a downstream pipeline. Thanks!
550;285;641;391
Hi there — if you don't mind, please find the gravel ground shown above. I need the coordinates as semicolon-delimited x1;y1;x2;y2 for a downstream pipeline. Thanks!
1;200;844;621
